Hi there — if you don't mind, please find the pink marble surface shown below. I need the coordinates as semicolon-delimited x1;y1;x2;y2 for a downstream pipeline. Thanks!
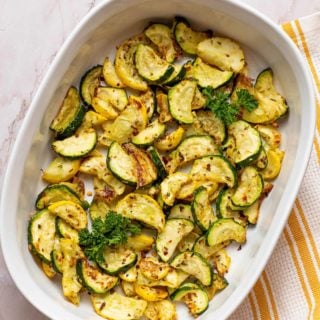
1;0;320;319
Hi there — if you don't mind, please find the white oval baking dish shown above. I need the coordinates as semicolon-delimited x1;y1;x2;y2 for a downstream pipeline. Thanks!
0;0;315;319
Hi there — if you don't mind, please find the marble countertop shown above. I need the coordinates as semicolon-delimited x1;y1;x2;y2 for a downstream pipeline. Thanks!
1;0;320;319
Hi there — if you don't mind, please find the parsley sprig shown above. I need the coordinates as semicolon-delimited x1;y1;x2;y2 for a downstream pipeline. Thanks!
236;88;258;112
202;87;258;125
79;211;141;261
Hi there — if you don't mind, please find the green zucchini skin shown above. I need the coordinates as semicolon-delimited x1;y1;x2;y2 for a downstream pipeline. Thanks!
52;129;97;160
170;283;209;316
106;141;137;187
28;209;56;264
76;259;118;294
191;186;216;231
96;246;138;276
173;16;212;55
51;248;63;274
170;251;213;286
231;166;264;207
207;218;247;247
80;65;103;106
50;86;86;139
135;44;174;84
147;146;167;180
35;184;83;210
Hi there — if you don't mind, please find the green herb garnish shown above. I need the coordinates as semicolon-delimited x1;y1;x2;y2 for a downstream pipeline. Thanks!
236;88;258;112
79;211;141;260
202;87;258;125
202;88;239;125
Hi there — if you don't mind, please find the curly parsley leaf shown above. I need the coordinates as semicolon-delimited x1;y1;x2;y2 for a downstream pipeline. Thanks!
236;89;258;112
79;211;141;261
202;87;240;125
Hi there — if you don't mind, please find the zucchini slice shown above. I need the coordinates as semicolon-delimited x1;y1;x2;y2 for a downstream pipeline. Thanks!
140;88;156;119
193;235;230;259
55;217;79;243
139;257;171;281
160;172;190;206
192;57;233;88
205;273;228;301
191;86;206;110
243;199;261;225
51;240;63;274
176;179;218;202
102;57;126;88
170;251;212;286
107;141;137;186
52;128;97;159
254;146;268;170
50;86;85;139
89;198;110;220
190;155;237;188
177;232;199;252
191;186;216;231
126;234;155;252
48;200;88;230
101;96;148;144
123;143;158;187
227;120;262;166
195;110;226;145
116;193;165;232
156;218;194;262
242;68;288;123
96;246;137;275
76;259;118;293
28;209;56;264
119;264;138;283
212;249;231;276
77;110;107;131
80;152;126;195
168;79;197;124
147;146;167;180
135;44;174;83
255;124;281;149
168;204;193;221
154;126;185;151
207;218;247;247
197;37;245;73
132;119;166;146
144;300;177;320
121;280;136;297
163;63;186;86
261;148;284;180
134;283;168;301
80;65;102;105
216;188;243;222
171;283;209;316
156;88;173;123
145;23;179;63
165;135;220;174
231;166;263;207
137;268;186;289
41;260;56;278
93;177;118;204
60;238;84;305
42;157;81;184
91;291;147;320
115;34;149;91
174;17;211;55
92;87;128;119
35;184;83;209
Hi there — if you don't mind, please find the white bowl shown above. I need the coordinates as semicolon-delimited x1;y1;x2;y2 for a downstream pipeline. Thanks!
0;0;315;319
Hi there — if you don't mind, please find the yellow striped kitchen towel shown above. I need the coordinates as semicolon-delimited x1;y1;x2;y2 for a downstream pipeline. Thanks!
230;12;320;320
